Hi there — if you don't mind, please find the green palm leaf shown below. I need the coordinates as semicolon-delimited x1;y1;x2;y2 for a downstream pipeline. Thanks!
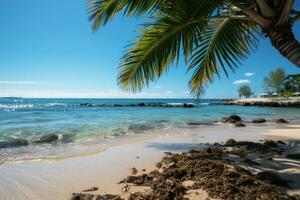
188;19;258;96
117;1;220;91
88;0;163;30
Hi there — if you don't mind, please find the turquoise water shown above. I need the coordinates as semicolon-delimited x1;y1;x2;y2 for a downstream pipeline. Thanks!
0;98;299;163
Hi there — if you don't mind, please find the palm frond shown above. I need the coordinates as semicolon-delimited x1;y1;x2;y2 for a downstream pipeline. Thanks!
88;0;163;30
118;18;205;92
117;1;220;91
188;19;259;97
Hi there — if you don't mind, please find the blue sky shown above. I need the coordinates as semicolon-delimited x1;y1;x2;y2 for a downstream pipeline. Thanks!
0;0;299;98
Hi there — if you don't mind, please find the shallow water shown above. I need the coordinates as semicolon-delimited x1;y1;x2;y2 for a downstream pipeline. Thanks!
0;98;299;163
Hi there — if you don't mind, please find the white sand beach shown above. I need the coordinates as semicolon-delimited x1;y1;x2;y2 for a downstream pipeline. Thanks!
0;122;300;200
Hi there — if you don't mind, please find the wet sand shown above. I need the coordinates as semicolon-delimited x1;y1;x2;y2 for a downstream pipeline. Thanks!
0;122;299;200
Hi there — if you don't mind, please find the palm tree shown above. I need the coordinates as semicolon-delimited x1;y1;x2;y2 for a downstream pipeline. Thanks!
88;0;300;96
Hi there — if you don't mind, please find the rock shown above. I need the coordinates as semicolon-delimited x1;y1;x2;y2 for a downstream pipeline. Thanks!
252;118;266;123
220;115;242;123
234;122;246;127
275;118;289;123
80;103;92;107
156;162;163;168
0;139;29;149
277;140;286;145
225;139;236;146
229;114;242;121
35;134;59;144
130;167;138;175
256;171;289;187
71;194;122;200
263;140;278;148
183;103;194;108
286;153;300;159
137;103;145;106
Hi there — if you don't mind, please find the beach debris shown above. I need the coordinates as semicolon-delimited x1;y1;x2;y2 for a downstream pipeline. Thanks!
82;186;98;192
234;122;246;127
224;139;283;153
142;169;146;172
276;118;289;123
251;118;266;123
71;140;299;200
120;146;295;200
130;167;138;175
122;184;130;192
256;171;289;187
135;156;139;159
156;161;163;168
71;193;122;200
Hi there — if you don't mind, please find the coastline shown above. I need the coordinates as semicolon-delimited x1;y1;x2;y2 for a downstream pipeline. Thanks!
214;97;300;107
1;122;300;200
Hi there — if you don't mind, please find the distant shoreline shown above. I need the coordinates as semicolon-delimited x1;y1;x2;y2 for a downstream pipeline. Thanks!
213;97;300;107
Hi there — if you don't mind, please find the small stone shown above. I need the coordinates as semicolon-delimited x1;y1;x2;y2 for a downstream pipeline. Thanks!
82;186;98;192
122;184;130;192
156;162;163;168
142;169;146;172
136;156;140;159
275;118;289;123
252;118;266;123
225;139;236;146
229;115;242;121
277;140;286;145
130;167;138;175
234;122;246;127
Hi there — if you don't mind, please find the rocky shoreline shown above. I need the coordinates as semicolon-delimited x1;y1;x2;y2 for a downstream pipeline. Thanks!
71;139;300;200
212;98;300;107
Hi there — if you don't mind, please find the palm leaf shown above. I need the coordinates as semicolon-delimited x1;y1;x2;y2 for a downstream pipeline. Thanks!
88;0;164;30
117;1;221;91
188;19;259;97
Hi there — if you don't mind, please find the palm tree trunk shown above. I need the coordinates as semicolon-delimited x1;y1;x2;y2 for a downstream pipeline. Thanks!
267;25;300;67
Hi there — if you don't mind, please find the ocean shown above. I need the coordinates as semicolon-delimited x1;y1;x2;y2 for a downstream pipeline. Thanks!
0;98;299;164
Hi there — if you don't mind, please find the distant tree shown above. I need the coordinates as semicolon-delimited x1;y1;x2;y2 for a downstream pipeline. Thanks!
283;74;300;93
238;85;253;98
263;68;286;95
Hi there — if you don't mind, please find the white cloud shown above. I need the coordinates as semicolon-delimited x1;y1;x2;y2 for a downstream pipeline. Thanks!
166;91;173;95
233;79;251;85
154;85;162;89
244;72;255;77
0;81;38;85
182;90;190;95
